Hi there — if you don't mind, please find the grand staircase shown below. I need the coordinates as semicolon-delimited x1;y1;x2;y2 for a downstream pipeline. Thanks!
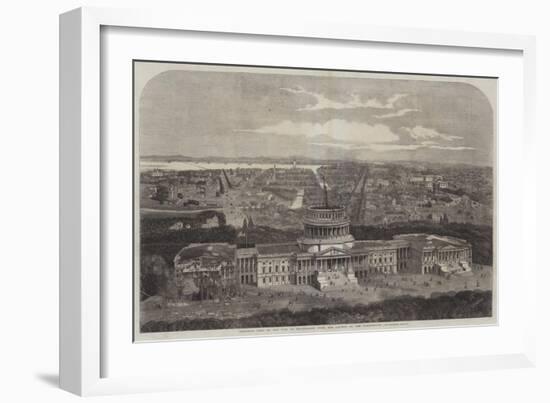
314;268;358;291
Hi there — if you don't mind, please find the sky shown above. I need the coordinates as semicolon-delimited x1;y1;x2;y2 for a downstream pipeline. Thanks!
136;62;496;166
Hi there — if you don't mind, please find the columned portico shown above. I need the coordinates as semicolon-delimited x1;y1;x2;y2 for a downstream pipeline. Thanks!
295;205;359;290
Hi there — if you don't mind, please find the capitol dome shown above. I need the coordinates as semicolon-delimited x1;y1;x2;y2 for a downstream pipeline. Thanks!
298;205;355;253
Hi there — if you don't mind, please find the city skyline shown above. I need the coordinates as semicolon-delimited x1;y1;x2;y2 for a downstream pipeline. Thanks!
137;62;496;166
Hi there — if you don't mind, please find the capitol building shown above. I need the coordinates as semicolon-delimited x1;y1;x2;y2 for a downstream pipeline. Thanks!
174;203;473;291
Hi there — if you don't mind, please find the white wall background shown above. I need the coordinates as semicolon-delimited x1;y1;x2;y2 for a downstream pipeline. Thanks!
0;0;547;401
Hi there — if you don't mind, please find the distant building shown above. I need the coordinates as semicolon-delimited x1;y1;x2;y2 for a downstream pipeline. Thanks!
429;212;444;223
150;169;164;177
169;221;185;231
201;215;219;228
383;211;408;224
376;179;390;187
408;211;423;221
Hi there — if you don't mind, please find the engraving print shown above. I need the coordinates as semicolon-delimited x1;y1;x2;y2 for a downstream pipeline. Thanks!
134;61;496;341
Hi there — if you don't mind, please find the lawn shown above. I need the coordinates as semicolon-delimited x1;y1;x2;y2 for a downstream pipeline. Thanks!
140;266;493;328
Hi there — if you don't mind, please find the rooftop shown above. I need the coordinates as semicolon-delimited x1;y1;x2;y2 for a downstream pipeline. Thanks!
308;205;345;211
393;233;469;249
351;239;409;252
256;242;301;256
174;243;235;264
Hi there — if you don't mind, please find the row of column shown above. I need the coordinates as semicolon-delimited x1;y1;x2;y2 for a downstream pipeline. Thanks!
298;257;351;272
238;257;256;274
305;225;348;238
310;211;345;220
397;247;409;260
437;249;469;261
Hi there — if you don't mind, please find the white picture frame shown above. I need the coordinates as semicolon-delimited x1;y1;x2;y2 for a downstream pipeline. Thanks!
59;6;537;396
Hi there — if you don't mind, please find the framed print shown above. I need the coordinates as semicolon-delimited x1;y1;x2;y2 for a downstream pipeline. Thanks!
60;7;537;396
133;61;497;342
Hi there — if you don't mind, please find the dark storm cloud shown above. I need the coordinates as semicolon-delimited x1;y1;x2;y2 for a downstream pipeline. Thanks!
138;64;495;165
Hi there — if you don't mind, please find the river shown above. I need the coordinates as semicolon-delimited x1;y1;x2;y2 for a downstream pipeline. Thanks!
140;160;322;173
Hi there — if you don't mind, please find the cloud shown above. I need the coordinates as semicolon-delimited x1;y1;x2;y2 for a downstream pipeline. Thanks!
403;125;463;141
311;143;422;151
236;119;475;154
235;119;399;145
280;86;409;112
374;108;420;119
427;145;475;151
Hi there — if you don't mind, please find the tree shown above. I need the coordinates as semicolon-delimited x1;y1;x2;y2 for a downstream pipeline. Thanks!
140;255;169;300
247;215;254;229
152;185;169;205
242;217;248;231
140;271;160;301
217;212;227;226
